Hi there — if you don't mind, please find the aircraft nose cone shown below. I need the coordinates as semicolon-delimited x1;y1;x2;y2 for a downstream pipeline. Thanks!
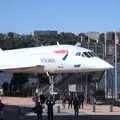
96;58;114;70
103;62;114;69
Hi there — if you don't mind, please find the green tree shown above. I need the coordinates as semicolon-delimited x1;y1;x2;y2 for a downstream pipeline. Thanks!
59;32;77;44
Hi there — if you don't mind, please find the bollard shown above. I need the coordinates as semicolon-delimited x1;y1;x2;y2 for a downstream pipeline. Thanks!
57;106;60;113
108;105;113;112
91;104;96;112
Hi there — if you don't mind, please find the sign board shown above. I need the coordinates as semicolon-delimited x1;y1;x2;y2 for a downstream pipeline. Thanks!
69;84;76;92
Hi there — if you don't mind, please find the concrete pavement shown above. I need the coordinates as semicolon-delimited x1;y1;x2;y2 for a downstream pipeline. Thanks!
3;106;120;120
1;97;120;120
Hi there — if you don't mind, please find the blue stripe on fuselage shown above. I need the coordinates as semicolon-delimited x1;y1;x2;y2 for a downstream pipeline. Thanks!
62;52;68;60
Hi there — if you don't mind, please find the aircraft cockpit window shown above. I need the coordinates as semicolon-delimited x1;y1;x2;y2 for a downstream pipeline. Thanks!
83;52;91;58
91;52;97;57
88;52;94;57
82;53;85;57
81;52;89;57
76;52;81;56
81;52;97;58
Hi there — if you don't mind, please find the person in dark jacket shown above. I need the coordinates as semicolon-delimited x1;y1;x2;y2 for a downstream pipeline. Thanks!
33;101;43;120
46;95;55;120
0;99;4;120
68;94;73;109
40;93;46;104
80;94;84;109
73;96;79;119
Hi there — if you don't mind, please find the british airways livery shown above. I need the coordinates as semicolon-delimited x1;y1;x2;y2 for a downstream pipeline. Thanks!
0;43;113;73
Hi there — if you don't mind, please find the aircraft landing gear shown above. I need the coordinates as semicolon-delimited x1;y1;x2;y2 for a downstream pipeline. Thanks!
46;72;55;95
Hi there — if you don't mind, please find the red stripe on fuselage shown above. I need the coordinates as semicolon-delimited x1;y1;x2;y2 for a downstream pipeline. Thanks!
54;50;68;54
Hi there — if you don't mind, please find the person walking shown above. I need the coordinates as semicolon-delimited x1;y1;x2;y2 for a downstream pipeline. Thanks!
46;95;55;120
39;93;46;105
33;101;43;120
73;96;79;119
32;93;39;104
80;93;84;109
0;99;4;120
62;96;66;109
68;94;73;109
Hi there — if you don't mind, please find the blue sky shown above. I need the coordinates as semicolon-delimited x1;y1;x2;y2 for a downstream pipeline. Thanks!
0;0;120;34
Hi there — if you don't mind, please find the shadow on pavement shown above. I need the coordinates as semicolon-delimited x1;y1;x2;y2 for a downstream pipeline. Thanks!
3;104;120;120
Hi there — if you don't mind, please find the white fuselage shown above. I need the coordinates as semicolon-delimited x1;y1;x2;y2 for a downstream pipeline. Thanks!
0;45;113;73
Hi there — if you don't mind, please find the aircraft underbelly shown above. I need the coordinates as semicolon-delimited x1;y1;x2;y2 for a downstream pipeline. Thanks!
0;65;45;73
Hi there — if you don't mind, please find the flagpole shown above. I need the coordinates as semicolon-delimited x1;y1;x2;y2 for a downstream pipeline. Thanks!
104;32;107;98
115;32;118;99
88;36;90;49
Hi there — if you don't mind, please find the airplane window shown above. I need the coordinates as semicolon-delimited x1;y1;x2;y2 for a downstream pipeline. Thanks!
82;53;85;57
76;52;81;56
91;52;97;57
88;52;94;57
87;52;92;57
82;52;96;58
83;52;91;58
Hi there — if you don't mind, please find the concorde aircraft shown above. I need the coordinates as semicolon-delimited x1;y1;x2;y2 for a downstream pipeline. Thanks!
0;43;113;73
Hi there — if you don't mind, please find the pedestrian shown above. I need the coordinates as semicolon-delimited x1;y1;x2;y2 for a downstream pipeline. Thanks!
80;93;84;109
33;101;43;120
73;96;79;119
62;96;66;109
32;93;39;104
0;99;4;120
46;95;55;120
68;94;73;109
39;93;46;105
